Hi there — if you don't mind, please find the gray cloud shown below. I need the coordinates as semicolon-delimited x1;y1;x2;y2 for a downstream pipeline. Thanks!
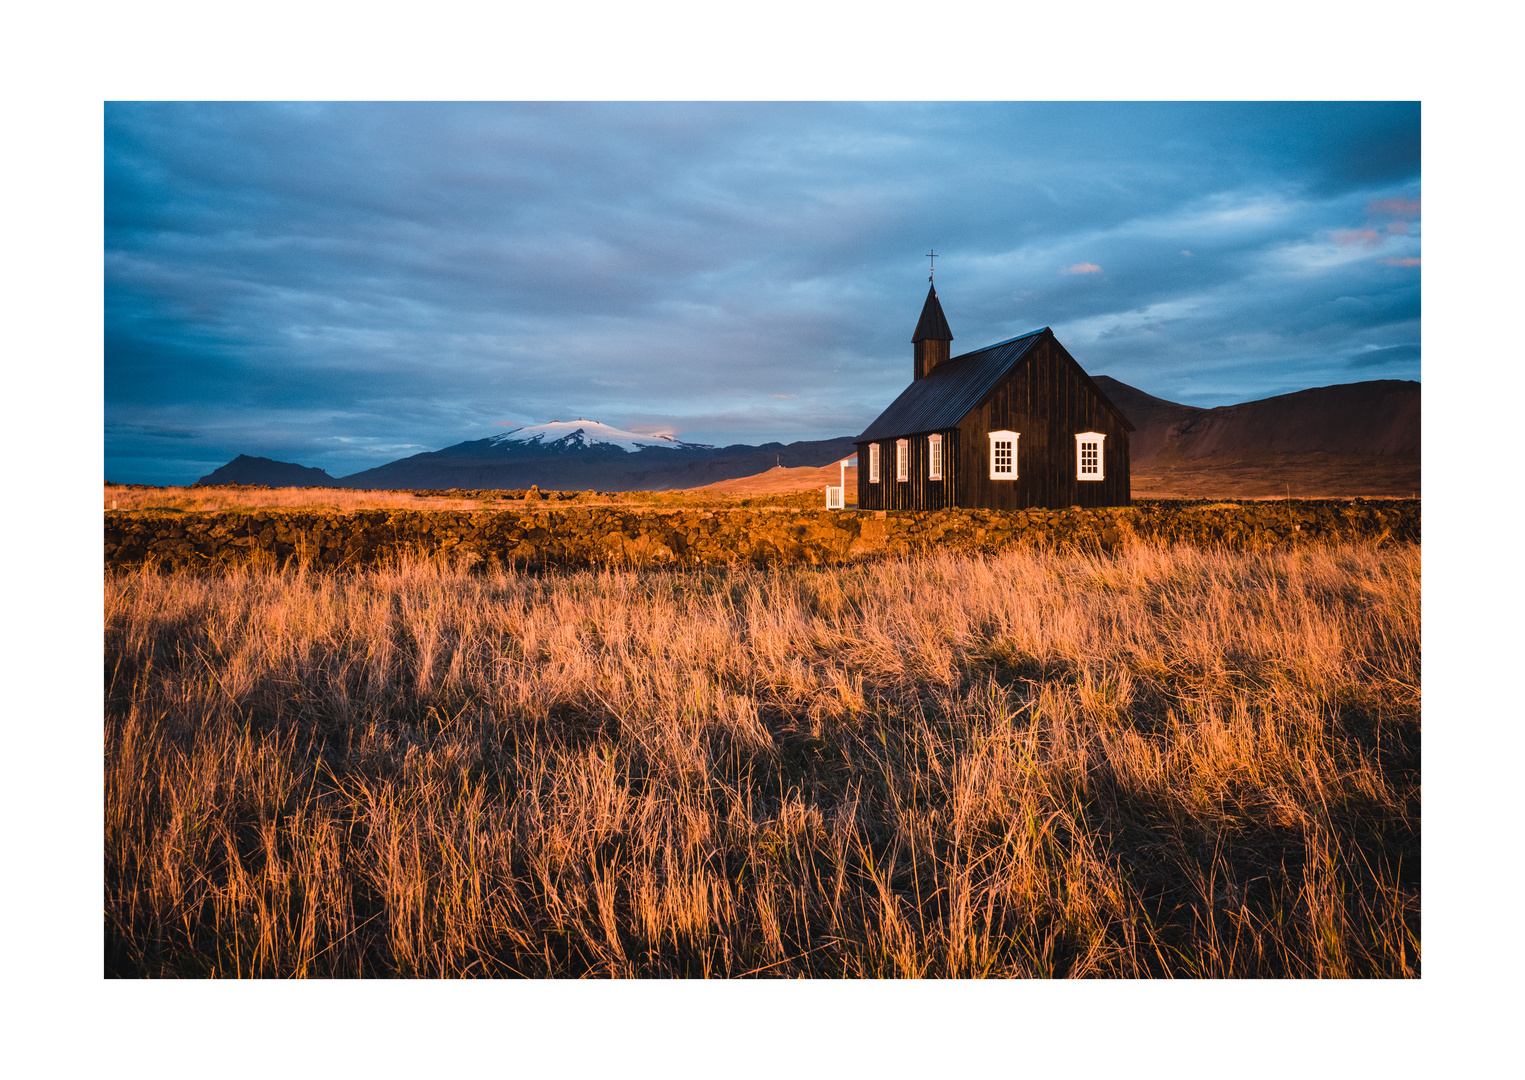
106;102;1420;484
1348;343;1422;370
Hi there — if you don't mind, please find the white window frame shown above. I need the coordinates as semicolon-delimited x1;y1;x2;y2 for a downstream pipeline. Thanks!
927;434;943;480
869;443;880;483
988;430;1019;480
895;439;909;482
1075;431;1106;481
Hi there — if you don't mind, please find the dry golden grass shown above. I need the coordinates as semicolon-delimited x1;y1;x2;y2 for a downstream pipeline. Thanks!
103;483;824;514
104;540;1418;977
104;484;494;514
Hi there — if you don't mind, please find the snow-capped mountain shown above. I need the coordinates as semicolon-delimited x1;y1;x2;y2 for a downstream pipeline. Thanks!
191;378;1416;494
330;415;854;491
488;419;709;453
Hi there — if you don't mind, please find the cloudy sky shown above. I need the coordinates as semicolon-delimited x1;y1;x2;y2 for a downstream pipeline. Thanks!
105;101;1419;484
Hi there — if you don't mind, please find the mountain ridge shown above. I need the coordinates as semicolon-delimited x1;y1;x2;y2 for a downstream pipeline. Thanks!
334;435;857;491
195;454;340;487
192;378;1418;492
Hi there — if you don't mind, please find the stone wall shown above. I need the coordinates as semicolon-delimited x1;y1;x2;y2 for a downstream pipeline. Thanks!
103;500;1420;573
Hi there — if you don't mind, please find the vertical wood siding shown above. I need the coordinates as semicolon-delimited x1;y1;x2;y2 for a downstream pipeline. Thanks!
955;336;1131;509
857;331;1130;511
855;430;958;511
915;339;951;379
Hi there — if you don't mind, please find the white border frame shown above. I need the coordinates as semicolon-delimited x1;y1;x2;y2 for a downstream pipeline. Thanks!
895;438;908;482
868;442;880;484
1075;431;1106;481
927;433;943;480
988;430;1018;480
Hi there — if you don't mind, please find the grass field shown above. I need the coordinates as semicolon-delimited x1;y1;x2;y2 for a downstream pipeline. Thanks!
104;540;1419;977
102;483;830;514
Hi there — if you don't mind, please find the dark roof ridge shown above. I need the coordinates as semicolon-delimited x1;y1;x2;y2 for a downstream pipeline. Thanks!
856;327;1136;441
857;332;1044;442
951;326;1132;431
954;327;1048;358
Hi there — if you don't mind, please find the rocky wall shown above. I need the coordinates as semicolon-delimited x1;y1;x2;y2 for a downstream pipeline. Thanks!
103;500;1419;573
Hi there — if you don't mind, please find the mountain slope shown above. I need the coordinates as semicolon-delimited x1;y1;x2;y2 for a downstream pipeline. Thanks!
1095;377;1419;464
1090;376;1206;465
684;462;859;496
1160;380;1418;460
1090;376;1419;497
192;379;1419;497
487;419;709;452
335;435;858;491
195;455;339;487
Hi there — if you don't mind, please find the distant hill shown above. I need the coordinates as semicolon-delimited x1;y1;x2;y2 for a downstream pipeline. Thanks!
192;380;1419;498
1091;377;1419;498
699;378;1419;500
683;461;858;497
195;455;339;487
1094;377;1419;465
1089;377;1206;464
332;422;857;491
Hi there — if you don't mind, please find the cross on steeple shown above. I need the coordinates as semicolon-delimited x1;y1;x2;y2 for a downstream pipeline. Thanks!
926;249;936;281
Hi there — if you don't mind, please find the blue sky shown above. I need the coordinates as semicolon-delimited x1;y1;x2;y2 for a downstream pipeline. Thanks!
105;101;1419;484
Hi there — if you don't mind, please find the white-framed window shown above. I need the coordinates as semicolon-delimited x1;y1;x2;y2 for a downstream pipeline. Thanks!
988;430;1019;480
869;443;880;483
928;434;943;480
1075;431;1106;480
895;439;909;481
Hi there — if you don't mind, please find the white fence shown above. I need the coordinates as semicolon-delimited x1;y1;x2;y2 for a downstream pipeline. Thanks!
825;455;856;509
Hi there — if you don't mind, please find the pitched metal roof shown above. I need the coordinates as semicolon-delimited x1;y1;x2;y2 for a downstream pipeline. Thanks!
857;329;1046;442
911;284;953;342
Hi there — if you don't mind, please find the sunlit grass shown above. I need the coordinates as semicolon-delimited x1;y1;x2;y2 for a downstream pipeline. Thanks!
104;541;1419;977
103;484;825;514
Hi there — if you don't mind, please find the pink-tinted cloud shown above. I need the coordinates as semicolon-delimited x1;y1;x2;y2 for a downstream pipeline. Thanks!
1369;197;1420;217
1063;262;1103;274
1333;228;1382;248
1382;257;1421;267
1386;221;1409;235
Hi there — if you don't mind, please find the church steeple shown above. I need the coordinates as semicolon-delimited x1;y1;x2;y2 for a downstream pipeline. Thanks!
912;282;953;379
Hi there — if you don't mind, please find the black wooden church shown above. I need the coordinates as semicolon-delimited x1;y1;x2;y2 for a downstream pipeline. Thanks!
855;283;1133;510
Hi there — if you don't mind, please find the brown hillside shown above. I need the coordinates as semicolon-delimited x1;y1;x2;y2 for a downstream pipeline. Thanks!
1091;376;1205;465
1095;377;1419;465
1092;376;1419;498
685;462;857;497
1162;380;1419;460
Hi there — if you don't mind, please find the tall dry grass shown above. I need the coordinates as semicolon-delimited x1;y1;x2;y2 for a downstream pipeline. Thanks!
105;484;536;514
102;484;822;514
104;541;1419;977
